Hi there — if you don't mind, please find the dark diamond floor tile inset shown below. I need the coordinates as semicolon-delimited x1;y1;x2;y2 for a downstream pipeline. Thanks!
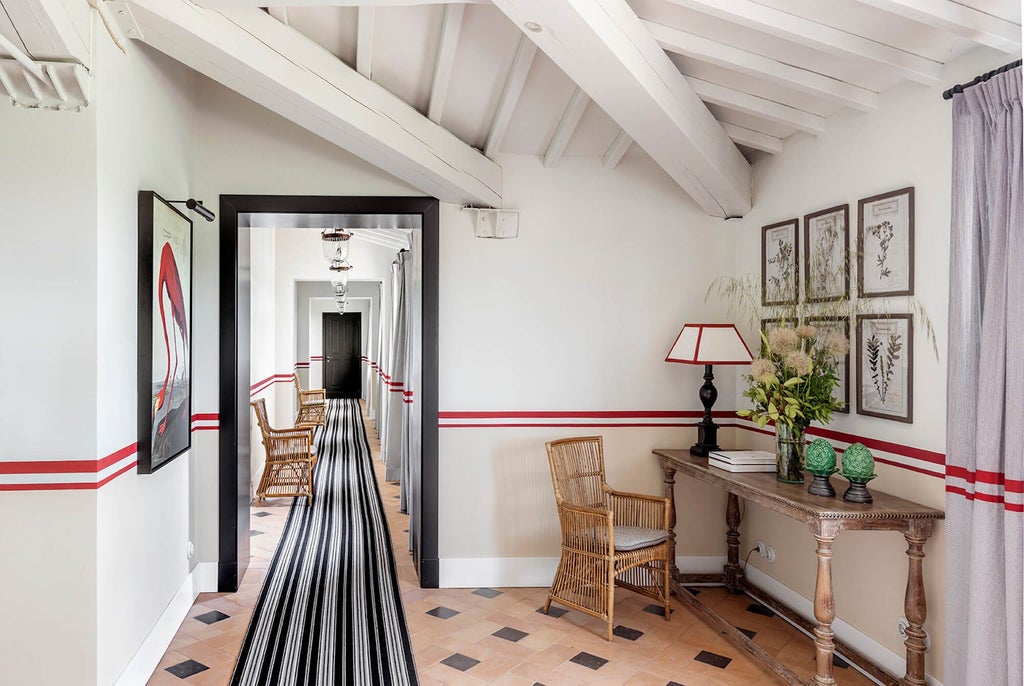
643;604;671;617
569;652;608;670
426;606;460;619
165;659;209;679
493;626;529;642
251;512;272;518
613;625;644;641
746;602;776;617
833;655;850;669
666;681;687;686
738;627;757;639
194;610;230;625
694;650;732;669
537;605;568;618
684;586;702;595
473;587;503;599
440;653;480;672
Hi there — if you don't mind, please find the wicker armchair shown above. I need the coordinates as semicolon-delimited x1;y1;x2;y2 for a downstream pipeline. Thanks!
251;398;318;505
293;373;327;427
544;436;673;640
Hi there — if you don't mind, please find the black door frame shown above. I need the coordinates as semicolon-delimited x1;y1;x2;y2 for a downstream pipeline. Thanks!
218;195;440;591
323;311;362;399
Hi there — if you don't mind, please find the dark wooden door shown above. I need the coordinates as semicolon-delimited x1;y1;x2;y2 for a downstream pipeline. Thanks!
323;312;361;399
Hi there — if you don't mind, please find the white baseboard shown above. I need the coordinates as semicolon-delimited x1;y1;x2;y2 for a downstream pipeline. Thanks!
112;562;217;686
743;565;943;686
438;555;727;589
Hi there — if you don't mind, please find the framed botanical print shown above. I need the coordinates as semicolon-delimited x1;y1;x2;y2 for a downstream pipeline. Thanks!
858;187;914;298
809;317;850;413
856;314;913;423
804;204;849;303
138;191;193;473
762;219;799;306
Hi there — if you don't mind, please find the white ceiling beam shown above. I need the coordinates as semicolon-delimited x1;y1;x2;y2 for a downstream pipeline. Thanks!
489;0;751;217
483;35;537;159
543;87;589;168
265;7;289;25
664;0;943;85
853;0;1021;54
643;20;879;113
127;0;501;206
2;0;90;66
427;4;464;124
356;7;374;80
602;129;632;169
198;1;484;6
352;230;410;250
721;123;783;154
688;76;825;135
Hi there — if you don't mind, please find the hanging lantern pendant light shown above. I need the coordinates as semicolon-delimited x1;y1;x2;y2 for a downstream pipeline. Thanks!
321;228;352;263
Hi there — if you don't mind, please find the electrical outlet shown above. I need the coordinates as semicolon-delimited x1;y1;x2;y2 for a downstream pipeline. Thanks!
187;541;195;560
754;541;776;562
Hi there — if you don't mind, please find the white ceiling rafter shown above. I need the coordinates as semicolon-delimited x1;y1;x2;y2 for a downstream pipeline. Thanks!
688;77;825;134
351;229;410;251
427;3;464;124
484;34;537;159
720;122;783;155
853;0;1021;54
356;7;374;79
543;86;589;168
489;0;751;217
663;0;943;86
602;129;632;169
127;0;501;206
199;1;484;5
642;20;879;113
265;7;288;25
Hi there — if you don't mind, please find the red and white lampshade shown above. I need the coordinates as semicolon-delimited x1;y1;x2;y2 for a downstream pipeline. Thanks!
665;323;753;366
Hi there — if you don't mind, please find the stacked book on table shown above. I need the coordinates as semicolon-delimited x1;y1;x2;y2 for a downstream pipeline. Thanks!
708;450;777;472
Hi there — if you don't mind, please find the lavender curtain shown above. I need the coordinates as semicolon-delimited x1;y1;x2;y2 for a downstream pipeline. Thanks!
946;67;1023;686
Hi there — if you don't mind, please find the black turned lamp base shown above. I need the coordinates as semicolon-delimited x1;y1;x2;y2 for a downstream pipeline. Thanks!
843;481;874;504
807;474;836;497
690;364;720;458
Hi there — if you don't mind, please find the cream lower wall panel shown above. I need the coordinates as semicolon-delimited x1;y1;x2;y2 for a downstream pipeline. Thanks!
439;556;728;589
0;491;98;686
437;427;733;560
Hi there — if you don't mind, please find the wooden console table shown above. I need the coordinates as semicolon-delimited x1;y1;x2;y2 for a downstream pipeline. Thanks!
653;449;944;686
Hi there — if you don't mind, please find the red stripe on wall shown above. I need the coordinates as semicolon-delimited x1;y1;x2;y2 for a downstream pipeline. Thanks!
438;410;724;419
438;422;699;429
192;413;219;421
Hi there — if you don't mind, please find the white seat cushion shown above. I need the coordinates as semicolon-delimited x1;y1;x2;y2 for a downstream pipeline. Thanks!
613;526;669;552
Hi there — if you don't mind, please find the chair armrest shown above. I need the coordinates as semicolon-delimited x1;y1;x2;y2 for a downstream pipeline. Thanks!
605;488;670;530
299;389;326;404
557;502;614;555
266;428;315;441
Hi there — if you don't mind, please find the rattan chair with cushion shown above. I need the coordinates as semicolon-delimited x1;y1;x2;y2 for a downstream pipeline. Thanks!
251;398;318;505
293;372;327;427
544;436;673;640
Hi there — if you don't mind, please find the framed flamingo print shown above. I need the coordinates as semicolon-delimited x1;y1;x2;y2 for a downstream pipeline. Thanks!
138;191;193;473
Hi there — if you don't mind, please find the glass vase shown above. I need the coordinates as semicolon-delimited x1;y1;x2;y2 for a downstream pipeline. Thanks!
775;423;806;484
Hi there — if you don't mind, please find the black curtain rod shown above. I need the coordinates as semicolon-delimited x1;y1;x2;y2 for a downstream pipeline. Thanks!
943;59;1022;100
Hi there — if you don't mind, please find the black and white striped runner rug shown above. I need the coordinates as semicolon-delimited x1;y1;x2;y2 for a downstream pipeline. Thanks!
230;399;419;686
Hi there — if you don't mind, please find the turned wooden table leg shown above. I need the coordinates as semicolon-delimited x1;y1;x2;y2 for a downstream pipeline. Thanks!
902;521;933;686
725;493;743;593
661;459;680;582
812;521;840;686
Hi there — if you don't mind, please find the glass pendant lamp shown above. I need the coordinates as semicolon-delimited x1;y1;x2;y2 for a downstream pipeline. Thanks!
321;228;352;263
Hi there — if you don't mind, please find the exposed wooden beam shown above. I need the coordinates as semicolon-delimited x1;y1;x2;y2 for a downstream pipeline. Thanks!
128;0;501;206
602;129;632;168
265;7;289;25
427;4;464;124
2;0;90;66
853;0;1021;54
664;0;943;85
688;77;825;135
356;7;374;80
490;0;751;217
483;35;537;159
543;87;589;168
200;1;484;6
643;20;879;113
721;123;783;154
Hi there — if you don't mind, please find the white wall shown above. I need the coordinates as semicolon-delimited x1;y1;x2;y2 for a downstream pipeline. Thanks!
249;227;278;492
728;48;1012;685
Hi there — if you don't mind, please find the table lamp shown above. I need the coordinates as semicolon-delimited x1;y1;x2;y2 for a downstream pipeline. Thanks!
665;323;752;457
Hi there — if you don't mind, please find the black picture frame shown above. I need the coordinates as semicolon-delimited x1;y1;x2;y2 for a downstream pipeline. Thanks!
857;187;915;298
138;191;193;474
808;316;851;414
762;219;799;306
856;314;913;423
803;204;850;303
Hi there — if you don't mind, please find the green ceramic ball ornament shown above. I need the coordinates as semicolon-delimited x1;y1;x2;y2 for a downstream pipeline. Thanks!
806;439;838;476
841;443;876;504
841;443;875;480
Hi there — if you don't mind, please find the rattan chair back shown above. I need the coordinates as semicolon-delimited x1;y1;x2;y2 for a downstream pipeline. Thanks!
546;435;607;509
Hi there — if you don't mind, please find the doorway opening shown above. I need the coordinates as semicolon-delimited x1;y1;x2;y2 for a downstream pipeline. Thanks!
218;195;439;592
